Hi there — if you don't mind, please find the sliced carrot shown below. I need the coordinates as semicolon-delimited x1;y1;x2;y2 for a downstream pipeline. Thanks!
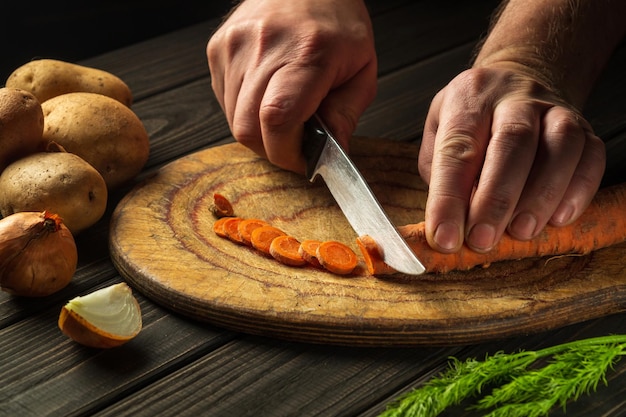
357;182;626;274
316;240;358;275
238;218;269;246
223;217;245;244
356;235;400;275
211;193;234;217
270;235;307;266
298;239;322;267
250;225;286;255
213;217;231;238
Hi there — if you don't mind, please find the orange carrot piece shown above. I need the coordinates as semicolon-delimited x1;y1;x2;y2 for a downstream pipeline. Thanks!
298;239;322;267
358;183;626;275
211;193;234;217
213;217;231;238
270;235;307;266
250;225;286;255
355;235;397;275
316;240;358;275
238;218;269;246
223;217;245;244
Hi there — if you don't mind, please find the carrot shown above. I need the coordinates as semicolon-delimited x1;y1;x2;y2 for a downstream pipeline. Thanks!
223;217;246;244
357;183;626;274
269;235;307;266
298;239;322;267
250;225;286;255
355;235;398;275
211;193;234;217
213;217;231;238
316;241;358;275
237;218;269;246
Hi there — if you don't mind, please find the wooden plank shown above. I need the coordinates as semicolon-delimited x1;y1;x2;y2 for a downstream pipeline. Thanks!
89;315;626;417
74;1;499;103
93;336;462;417
372;0;498;75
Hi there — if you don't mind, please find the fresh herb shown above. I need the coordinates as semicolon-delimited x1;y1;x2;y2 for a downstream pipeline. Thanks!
380;335;626;417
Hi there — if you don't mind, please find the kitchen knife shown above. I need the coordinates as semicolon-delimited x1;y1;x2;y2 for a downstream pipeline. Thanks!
302;114;425;275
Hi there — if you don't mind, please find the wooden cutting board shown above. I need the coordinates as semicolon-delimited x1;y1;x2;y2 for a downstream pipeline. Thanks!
109;137;626;347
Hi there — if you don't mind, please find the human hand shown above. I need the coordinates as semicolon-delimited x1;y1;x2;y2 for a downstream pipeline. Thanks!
418;66;606;253
207;0;377;173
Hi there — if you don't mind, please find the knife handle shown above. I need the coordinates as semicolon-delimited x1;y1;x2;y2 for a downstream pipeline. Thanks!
302;115;328;181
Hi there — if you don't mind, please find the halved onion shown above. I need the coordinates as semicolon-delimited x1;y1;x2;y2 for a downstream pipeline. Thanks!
58;282;142;348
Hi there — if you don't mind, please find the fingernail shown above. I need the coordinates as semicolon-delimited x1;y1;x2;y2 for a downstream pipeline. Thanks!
468;223;496;252
551;202;574;225
509;212;537;240
434;222;460;251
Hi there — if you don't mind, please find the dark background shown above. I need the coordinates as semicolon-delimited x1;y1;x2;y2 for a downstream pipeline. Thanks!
1;1;235;82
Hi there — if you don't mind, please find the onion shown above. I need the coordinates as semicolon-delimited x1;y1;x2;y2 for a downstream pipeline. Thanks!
0;211;77;296
58;282;142;348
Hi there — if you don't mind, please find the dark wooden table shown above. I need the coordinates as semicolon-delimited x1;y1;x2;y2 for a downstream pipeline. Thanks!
2;1;626;416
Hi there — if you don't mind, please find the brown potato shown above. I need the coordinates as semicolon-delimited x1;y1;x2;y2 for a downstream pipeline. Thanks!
41;92;150;190
0;151;108;235
6;59;132;106
0;88;45;172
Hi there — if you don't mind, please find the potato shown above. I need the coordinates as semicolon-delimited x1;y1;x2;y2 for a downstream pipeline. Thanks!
42;92;150;190
0;88;45;172
6;59;132;106
0;150;108;235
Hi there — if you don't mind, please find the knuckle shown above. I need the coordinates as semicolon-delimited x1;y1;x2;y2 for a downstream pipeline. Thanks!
259;101;292;128
493;121;535;140
546;112;583;138
534;183;562;207
231;124;259;147
479;191;515;222
436;135;482;169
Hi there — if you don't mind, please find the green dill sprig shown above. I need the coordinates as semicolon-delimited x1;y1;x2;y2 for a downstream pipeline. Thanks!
379;335;626;417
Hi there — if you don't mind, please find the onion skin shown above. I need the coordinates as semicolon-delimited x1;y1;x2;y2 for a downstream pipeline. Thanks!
0;211;77;297
58;307;137;348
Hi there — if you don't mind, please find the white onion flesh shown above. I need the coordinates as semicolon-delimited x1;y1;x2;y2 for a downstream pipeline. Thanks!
65;282;141;336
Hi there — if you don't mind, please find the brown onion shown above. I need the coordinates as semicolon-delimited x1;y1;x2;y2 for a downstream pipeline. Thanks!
0;211;77;296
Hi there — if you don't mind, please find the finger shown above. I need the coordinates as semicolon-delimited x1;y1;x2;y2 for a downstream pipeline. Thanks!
417;90;444;184
317;58;378;150
550;129;605;226
230;69;271;159
423;91;493;253
508;106;586;240
206;36;226;112
259;64;338;173
465;100;540;252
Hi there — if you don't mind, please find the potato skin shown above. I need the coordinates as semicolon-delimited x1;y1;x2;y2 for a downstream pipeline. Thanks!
6;59;132;106
42;92;150;190
0;151;108;235
0;88;45;172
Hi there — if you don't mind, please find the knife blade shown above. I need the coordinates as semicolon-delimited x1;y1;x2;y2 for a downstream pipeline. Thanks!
302;114;425;275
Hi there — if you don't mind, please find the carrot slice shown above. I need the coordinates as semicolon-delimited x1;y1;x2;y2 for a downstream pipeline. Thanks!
223;217;245;244
213;217;231;238
298;239;322;267
316;240;358;275
211;193;234;217
356;235;397;275
238;218;269;246
270;235;307;266
250;225;286;255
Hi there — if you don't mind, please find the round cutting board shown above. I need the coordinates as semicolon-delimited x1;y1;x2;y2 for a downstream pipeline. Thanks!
109;138;626;346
